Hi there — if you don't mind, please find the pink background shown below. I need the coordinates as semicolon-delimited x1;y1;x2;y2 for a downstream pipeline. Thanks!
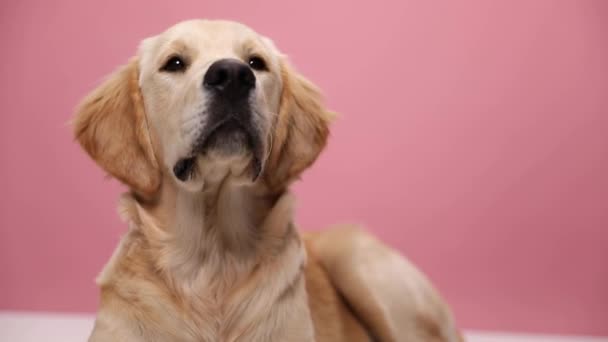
1;0;607;336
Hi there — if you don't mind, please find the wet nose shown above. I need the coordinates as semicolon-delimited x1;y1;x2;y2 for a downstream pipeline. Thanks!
203;59;255;98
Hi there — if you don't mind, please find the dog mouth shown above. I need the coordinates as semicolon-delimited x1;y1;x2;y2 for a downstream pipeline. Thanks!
173;118;263;183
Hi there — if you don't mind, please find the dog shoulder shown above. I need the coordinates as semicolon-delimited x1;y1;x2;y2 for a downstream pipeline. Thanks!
306;225;463;342
88;235;147;342
302;234;371;342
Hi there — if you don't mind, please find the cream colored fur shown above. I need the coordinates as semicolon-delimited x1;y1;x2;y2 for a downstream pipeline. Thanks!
73;19;462;342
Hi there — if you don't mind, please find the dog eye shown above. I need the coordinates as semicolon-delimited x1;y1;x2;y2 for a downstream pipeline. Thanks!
248;56;267;71
161;56;187;72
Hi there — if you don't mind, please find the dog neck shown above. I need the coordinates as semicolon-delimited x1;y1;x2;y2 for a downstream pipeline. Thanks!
128;173;293;285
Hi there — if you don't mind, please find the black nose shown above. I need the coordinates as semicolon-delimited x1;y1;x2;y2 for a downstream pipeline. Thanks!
203;59;255;98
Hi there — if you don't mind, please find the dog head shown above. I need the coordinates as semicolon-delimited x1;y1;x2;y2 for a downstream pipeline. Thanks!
74;20;333;197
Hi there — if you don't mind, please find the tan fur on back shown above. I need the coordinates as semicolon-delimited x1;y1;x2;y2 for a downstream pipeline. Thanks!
306;226;462;342
73;20;462;342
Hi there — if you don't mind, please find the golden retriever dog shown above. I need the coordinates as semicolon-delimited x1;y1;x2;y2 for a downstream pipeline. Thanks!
74;19;461;342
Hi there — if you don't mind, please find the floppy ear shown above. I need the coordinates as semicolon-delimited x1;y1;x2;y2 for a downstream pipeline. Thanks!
73;59;161;198
264;60;334;191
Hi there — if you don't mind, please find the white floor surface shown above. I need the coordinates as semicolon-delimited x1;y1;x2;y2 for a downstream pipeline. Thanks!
0;311;606;342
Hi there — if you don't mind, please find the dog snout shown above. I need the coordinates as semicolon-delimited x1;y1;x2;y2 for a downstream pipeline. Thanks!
203;59;255;98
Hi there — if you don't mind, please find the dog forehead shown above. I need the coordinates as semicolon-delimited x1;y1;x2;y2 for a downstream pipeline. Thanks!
138;20;282;83
137;20;254;77
138;20;275;68
159;20;259;52
171;19;255;35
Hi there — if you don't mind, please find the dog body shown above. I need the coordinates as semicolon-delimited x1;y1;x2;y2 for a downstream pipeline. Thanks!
89;192;372;342
75;20;460;342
